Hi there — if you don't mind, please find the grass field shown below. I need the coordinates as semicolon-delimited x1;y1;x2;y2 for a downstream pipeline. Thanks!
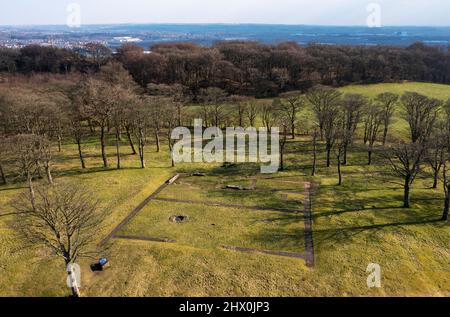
0;82;449;297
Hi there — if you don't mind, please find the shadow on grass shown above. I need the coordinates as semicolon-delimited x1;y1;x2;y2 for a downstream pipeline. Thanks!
314;217;442;249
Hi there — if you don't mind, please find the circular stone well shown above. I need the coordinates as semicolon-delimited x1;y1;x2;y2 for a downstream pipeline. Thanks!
169;215;189;223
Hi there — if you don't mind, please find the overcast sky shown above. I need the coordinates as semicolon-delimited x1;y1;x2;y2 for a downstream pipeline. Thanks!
1;0;449;26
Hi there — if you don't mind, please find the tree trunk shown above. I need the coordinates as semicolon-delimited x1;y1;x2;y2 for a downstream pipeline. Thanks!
44;161;53;185
138;130;145;169
326;144;331;168
382;126;388;146
125;126;137;155
443;188;449;221
76;139;86;169
432;169;439;189
403;177;411;208
368;150;372;166
155;129;161;153
27;172;36;210
0;162;6;184
168;130;175;168
100;125;108;168
312;135;317;177
57;135;62;152
88;120;95;134
291;125;295;140
337;157;342;186
280;142;285;171
115;129;121;170
343;144;348;165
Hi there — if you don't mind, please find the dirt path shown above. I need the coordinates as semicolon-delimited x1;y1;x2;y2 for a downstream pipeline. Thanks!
99;175;178;246
153;197;302;214
303;182;315;267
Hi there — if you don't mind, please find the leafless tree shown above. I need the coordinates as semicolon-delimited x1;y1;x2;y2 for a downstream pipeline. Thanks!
444;99;450;150
9;134;44;208
341;94;365;165
275;111;290;171
133;97;151;168
68;110;87;169
199;87;228;127
385;141;426;208
38;137;54;185
279;91;305;139
85;43;112;68
261;100;279;133
426;125;447;189
11;183;105;297
163;101;178;168
78;78;117;168
306;85;342;141
364;102;384;165
229;95;250;127
401;92;440;144
311;129;319;177
245;102;259;127
376;92;399;145
442;154;450;221
0;137;7;184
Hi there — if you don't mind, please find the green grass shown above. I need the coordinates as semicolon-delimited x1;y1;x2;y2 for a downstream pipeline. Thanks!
120;200;305;253
339;82;450;100
0;81;449;297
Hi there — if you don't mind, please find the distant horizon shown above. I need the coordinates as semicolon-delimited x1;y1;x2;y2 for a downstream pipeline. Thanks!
2;0;450;27
2;22;450;28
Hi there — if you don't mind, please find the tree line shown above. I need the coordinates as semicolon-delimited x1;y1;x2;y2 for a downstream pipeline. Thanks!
1;41;450;97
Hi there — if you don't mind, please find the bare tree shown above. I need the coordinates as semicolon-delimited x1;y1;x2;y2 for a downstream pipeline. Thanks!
311;129;319;177
69;111;87;169
376;92;399;145
444;99;450;150
85;43;112;68
275;111;289;171
133;97;151;169
245;102;259;127
426;125;447;189
38;137;54;185
364;102;383;165
401;92;440;144
0;137;7;184
261;100;279;133
199;87;228;127
163;101;178;168
11;135;39;204
279;91;305;139
341;94;365;165
306;85;342;141
385;142;426;208
229;95;250;127
78;78;117;168
442;155;450;221
11;183;105;297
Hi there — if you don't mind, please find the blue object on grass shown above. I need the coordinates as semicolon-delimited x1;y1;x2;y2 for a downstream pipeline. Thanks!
99;258;108;266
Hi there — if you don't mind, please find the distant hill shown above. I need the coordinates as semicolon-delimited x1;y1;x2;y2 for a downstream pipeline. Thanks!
1;24;450;49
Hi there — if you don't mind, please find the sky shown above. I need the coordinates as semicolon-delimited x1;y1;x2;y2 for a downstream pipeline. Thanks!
0;0;449;26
